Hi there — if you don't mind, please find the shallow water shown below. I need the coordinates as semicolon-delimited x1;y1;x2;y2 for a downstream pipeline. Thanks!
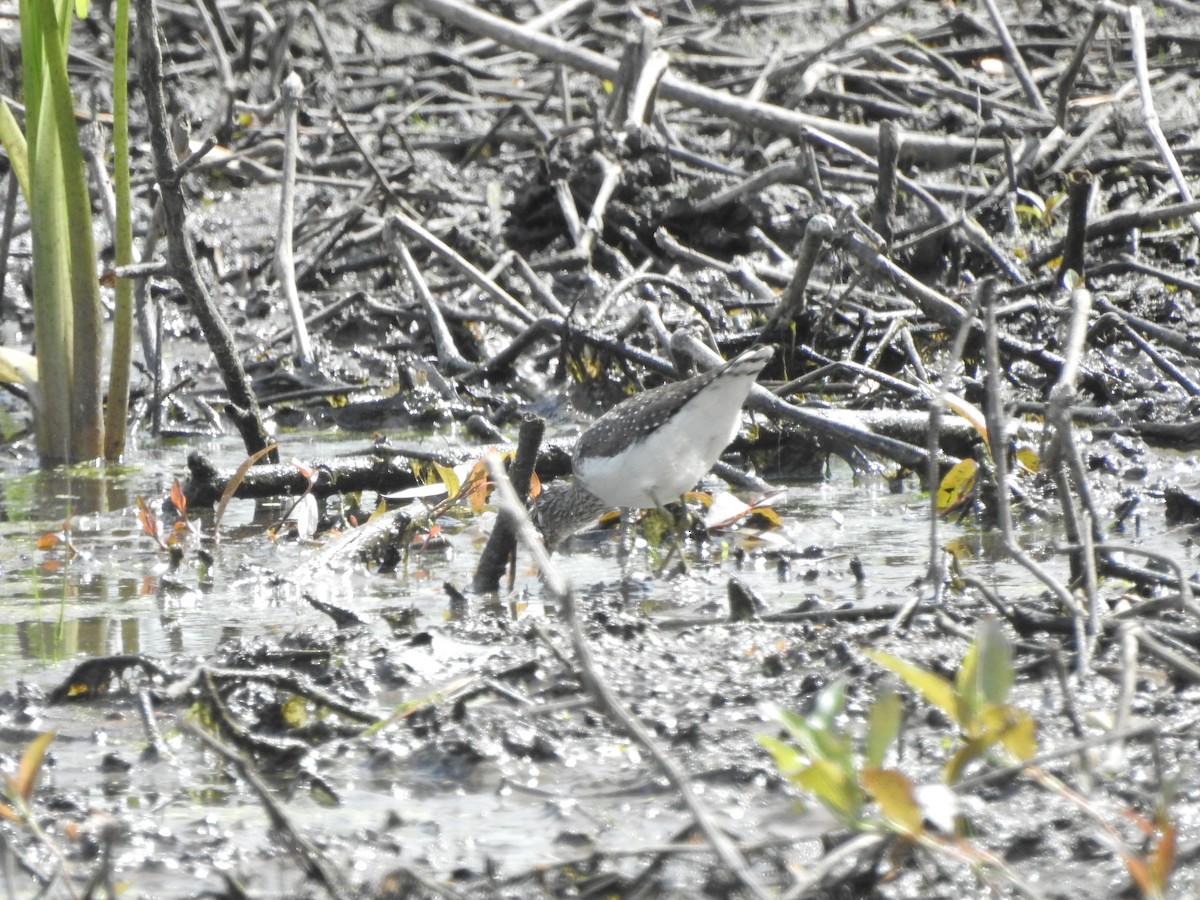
0;430;1133;685
2;433;1190;895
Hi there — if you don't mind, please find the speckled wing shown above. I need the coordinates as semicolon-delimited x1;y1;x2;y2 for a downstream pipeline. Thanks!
571;368;725;466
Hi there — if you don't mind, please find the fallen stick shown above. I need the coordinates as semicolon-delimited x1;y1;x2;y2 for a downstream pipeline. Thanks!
406;0;1005;168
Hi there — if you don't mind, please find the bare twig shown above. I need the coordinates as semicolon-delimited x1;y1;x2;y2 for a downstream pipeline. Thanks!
275;71;314;362
406;0;1006;168
136;0;276;460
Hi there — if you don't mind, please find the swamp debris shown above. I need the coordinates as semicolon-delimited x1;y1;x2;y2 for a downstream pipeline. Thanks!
11;0;1200;896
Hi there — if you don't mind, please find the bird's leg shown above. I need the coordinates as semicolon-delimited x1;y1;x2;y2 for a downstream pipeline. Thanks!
651;492;691;576
618;508;636;558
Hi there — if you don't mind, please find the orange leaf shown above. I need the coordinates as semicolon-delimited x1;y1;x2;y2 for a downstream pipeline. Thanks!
136;497;166;548
169;478;187;516
36;532;63;551
1148;823;1177;894
462;458;491;513
1124;854;1150;895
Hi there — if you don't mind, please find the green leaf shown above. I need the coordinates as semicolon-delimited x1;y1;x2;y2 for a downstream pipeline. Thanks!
864;649;960;724
865;689;902;769
756;733;808;778
957;620;1014;727
38;0;104;460
769;704;852;769
956;639;982;724
812;678;845;730
0;101;29;201
944;740;986;784
793;757;863;824
975;619;1014;706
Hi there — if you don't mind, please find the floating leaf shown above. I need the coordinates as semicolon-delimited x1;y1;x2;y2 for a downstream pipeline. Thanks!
1014;444;1040;474
936;458;977;513
383;483;448;502
703;491;751;530
36;531;64;550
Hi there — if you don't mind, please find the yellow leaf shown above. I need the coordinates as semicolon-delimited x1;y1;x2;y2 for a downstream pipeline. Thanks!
942;538;974;561
936;459;977;513
1148;821;1177;895
13;732;54;802
994;708;1038;761
0;347;38;386
944;736;991;783
1014;205;1045;226
281;695;308;729
367;498;388;522
1014;445;1039;474
432;462;460;498
749;506;783;527
862;767;924;837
